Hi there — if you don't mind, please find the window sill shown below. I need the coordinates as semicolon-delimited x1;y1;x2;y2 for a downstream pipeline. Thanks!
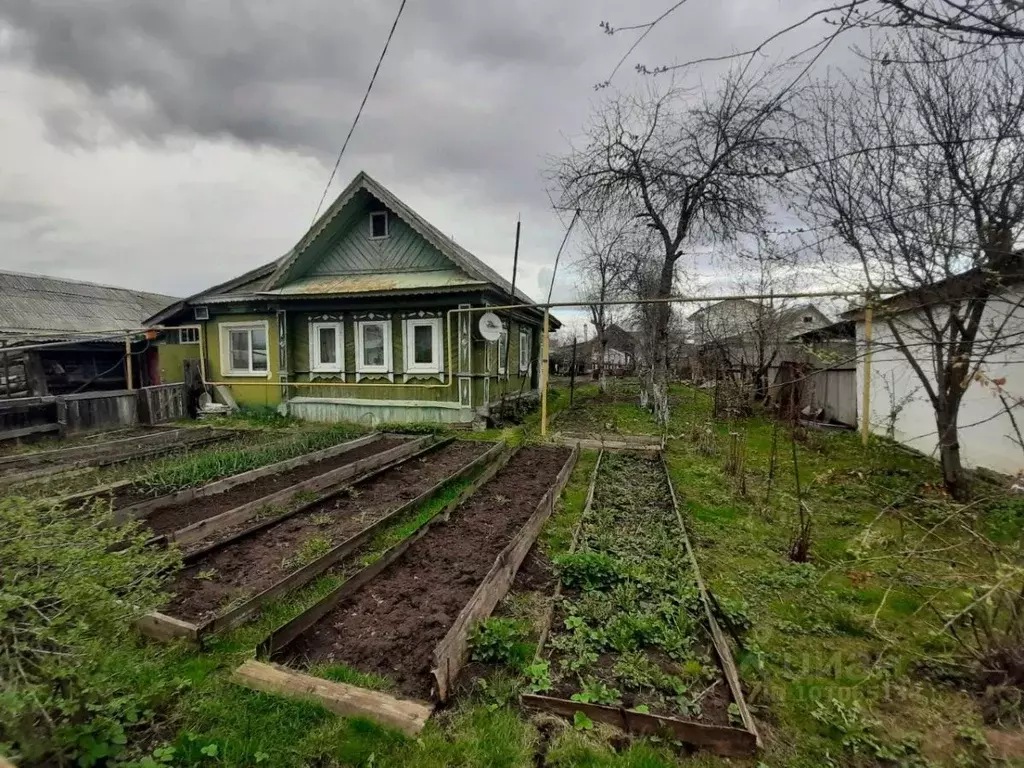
223;370;272;379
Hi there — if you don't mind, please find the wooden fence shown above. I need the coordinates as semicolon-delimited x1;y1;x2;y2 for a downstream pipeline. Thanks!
137;383;188;425
0;384;191;443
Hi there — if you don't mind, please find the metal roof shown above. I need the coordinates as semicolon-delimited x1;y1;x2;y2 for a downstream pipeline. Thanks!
259;270;486;297
0;270;179;337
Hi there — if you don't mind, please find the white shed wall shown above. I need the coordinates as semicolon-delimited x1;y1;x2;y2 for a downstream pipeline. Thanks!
856;285;1024;476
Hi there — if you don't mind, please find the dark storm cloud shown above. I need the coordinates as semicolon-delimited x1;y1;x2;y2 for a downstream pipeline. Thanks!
0;0;854;295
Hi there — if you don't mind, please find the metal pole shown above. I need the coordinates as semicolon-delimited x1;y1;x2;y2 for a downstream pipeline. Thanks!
124;336;134;391
861;305;873;447
541;308;550;436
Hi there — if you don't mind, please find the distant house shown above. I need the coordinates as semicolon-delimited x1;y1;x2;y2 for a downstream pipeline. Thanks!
688;299;833;385
549;324;637;376
846;274;1024;476
0;270;177;398
145;172;557;426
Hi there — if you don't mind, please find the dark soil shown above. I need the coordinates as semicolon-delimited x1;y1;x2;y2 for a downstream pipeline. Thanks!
142;437;405;535
281;444;572;700
164;440;492;623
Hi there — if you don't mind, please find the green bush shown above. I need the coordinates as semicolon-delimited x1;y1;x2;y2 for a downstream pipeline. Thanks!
0;496;180;765
554;551;620;591
469;618;532;668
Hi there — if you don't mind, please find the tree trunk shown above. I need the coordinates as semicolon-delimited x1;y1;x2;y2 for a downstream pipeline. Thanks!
935;403;970;501
642;261;674;426
597;335;608;393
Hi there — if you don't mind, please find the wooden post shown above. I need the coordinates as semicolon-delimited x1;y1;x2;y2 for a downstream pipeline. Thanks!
569;336;578;407
2;349;9;398
541;308;550;436
861;305;873;447
124;336;134;391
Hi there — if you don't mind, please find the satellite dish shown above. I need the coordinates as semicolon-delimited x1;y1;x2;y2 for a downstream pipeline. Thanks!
478;312;503;342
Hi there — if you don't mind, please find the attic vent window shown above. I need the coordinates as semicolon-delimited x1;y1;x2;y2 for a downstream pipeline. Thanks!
803;315;813;323
370;211;389;239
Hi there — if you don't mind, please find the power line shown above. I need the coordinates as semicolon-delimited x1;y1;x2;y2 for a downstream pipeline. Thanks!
311;0;409;224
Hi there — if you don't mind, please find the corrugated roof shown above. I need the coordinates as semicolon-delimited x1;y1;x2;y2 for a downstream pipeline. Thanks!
0;270;179;337
260;270;486;296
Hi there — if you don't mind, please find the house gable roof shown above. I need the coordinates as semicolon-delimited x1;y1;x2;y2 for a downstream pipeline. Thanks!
146;172;547;326
265;172;536;303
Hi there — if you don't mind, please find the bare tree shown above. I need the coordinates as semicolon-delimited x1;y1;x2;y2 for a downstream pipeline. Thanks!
573;217;632;393
551;71;796;423
798;33;1024;500
601;1;1024;84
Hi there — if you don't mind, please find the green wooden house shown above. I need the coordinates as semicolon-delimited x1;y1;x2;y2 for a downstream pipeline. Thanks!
145;172;557;426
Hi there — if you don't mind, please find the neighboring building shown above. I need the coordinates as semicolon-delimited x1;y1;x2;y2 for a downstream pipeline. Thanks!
0;270;177;398
771;320;858;426
145;172;557;426
688;299;833;386
689;299;762;347
779;303;832;337
849;276;1024;476
549;324;637;376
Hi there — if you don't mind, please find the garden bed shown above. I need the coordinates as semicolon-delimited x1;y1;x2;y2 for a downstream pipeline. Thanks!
137;435;403;535
0;427;234;487
268;445;577;702
152;439;493;630
527;450;757;757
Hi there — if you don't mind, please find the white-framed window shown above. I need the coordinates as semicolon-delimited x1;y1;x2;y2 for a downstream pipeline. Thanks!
221;321;269;377
519;327;532;374
403;317;444;375
370;211;389;239
178;327;199;344
355;319;392;376
310;321;344;374
497;326;508;375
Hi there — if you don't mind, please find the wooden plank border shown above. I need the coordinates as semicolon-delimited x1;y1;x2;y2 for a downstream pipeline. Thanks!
139;440;505;643
520;695;757;757
260;443;516;658
661;453;761;748
114;432;383;524
162;436;435;549
430;444;580;701
232;660;433;736
552;435;663;452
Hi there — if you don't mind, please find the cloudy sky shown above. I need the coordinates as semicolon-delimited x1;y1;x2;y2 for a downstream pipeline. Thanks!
0;0;839;305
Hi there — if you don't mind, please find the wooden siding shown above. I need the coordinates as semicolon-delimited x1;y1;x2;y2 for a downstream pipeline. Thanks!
186;307;539;419
157;342;198;384
287;310;535;412
306;191;453;276
206;313;281;408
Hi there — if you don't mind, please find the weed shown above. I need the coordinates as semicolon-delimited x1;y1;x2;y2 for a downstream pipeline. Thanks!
523;660;552;693
310;662;392;692
469;617;532;668
292;489;319;505
281;536;333;571
193;568;218;581
308;513;333;527
571;678;622;706
811;697;923;762
554;551;619;591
